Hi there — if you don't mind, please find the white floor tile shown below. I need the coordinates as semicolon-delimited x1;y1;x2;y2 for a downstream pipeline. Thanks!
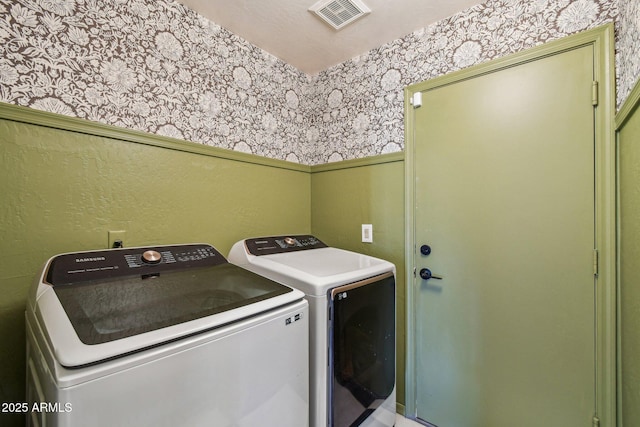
395;413;424;426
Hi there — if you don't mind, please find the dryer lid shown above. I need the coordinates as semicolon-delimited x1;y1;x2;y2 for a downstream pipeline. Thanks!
230;244;395;296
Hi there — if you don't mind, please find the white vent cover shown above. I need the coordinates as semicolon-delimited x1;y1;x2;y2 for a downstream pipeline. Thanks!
309;0;371;30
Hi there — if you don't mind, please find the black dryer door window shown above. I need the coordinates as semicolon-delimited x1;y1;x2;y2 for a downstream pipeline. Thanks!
329;272;395;427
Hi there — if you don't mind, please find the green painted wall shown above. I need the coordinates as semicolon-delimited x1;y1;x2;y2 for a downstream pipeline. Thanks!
310;154;406;411
0;105;311;426
617;80;640;427
0;104;408;426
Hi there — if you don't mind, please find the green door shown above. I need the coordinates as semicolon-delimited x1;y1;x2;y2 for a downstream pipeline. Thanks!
412;45;596;426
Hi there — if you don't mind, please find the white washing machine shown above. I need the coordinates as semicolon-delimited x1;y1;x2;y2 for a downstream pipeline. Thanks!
229;235;396;427
26;243;308;427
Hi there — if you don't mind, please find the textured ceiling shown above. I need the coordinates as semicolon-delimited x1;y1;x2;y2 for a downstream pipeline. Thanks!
175;0;483;74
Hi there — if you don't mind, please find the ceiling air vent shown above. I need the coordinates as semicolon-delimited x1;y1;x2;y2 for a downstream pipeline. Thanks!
309;0;371;30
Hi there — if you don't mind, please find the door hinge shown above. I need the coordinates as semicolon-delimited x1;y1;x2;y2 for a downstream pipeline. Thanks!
593;249;599;277
592;415;600;427
592;81;599;106
411;92;422;108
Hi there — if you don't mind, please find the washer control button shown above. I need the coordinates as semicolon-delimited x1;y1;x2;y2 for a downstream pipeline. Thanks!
141;250;162;264
284;237;296;246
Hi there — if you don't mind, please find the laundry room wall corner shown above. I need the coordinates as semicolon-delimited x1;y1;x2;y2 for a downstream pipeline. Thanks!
0;103;312;427
309;153;406;410
616;74;640;427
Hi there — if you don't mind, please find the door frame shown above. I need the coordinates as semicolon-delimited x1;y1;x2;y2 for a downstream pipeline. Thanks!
404;24;616;426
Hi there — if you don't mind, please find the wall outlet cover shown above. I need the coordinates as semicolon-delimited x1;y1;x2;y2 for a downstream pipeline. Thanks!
108;230;126;248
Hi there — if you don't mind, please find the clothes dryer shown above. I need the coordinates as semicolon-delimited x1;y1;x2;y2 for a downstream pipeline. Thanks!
26;243;308;427
229;235;395;427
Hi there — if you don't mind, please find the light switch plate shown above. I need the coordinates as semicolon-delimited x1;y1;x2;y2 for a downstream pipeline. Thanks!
362;224;373;243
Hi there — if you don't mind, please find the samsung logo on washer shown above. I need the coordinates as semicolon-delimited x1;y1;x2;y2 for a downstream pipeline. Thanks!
75;257;106;263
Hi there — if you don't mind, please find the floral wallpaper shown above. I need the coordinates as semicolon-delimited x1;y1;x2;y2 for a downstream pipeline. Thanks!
617;0;640;105
0;0;634;165
0;0;312;163
308;0;619;164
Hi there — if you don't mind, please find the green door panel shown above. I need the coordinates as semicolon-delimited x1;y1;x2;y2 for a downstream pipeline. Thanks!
412;45;596;426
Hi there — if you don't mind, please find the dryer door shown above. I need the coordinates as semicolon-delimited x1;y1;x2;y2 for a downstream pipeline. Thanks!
328;272;395;427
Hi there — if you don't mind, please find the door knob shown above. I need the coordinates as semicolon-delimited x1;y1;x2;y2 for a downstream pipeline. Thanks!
420;245;432;256
419;268;442;280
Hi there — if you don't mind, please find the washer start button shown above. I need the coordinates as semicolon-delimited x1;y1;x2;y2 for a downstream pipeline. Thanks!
141;250;162;264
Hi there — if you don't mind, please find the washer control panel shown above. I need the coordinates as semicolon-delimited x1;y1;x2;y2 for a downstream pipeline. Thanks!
245;235;327;256
45;244;225;286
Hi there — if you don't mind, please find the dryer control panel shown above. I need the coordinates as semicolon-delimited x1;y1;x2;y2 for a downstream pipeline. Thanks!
45;244;226;286
245;235;327;256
